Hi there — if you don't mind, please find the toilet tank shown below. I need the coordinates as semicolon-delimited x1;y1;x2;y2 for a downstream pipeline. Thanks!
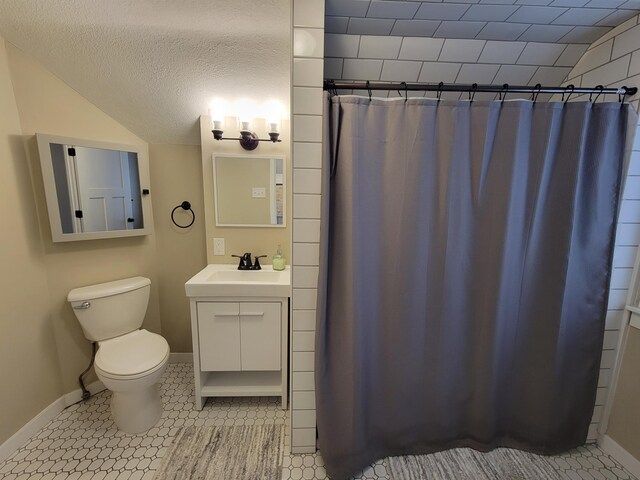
68;277;151;342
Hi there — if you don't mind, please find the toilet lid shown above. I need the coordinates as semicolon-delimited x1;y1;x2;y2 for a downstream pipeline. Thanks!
96;329;169;377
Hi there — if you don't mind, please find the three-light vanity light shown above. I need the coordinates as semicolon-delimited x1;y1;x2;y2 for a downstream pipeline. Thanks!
209;99;283;151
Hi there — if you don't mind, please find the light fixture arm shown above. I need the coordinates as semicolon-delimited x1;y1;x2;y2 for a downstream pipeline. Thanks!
211;130;282;150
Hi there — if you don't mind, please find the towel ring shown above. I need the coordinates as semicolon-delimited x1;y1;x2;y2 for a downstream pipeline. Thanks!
171;201;195;229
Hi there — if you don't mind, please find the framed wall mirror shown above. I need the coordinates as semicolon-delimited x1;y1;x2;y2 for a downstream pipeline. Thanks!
36;134;154;242
213;154;285;227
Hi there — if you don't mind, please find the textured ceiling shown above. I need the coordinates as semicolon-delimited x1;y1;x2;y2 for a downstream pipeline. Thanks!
0;0;290;145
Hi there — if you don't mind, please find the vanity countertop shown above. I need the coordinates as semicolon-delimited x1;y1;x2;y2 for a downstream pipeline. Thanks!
185;264;291;298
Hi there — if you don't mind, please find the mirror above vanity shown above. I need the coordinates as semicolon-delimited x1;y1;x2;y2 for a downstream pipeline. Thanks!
213;154;285;227
36;134;154;242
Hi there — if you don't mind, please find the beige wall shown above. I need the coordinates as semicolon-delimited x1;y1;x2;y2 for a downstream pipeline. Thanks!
149;144;207;353
5;42;162;394
200;116;291;264
0;37;64;445
608;326;640;459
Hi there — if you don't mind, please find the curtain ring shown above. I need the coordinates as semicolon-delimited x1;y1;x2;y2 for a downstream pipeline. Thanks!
620;86;629;104
590;85;604;103
469;83;478;102
403;82;408;103
500;84;509;103
171;201;195;229
366;80;372;102
531;83;542;103
564;84;575;103
437;81;443;102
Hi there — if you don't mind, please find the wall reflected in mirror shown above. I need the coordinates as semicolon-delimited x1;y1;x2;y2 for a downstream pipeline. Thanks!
213;155;285;227
36;134;153;242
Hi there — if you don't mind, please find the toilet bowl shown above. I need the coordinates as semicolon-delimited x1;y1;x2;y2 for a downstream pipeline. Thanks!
68;277;170;434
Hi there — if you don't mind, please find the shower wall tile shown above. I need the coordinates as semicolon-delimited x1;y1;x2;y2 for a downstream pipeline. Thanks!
324;33;360;58
612;245;637;267
343;59;385;80
294;87;324;115
293;169;322;194
294;58;324;87
398;37;445;61
293;288;318;310
293;310;317;331
293;331;316;351
293;410;317;429
292;266;320;287
294;115;323;142
293;352;315;371
581;54;631;86
358;35;402;59
616;223;640;245
294;194;321;219
293;220;321;243
478;40;527;64
293;243;320;266
611;268;634;289
380;60;422;81
293;372;315;391
293;391;316;410
294;28;325;58
292;428;317;447
293;0;324;28
294;142;322;169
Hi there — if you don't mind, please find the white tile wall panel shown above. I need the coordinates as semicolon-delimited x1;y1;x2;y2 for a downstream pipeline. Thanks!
620;200;640;226
476;22;530;41
294;87;324;115
418;62;462;83
553;8;615;26
294;142;322;169
439;39;486;63
583;54;631;85
348;18;395;36
391;19;441;37
434;21;487;39
343;58;385;80
294;115;323;142
293;331;316;351
517;43;566;66
519;25;575;43
293;288;319;310
613;245;638;267
462;5;519;22
606;310;624;331
292;266;320;287
613;24;640;59
293;352;315;372
549;0;590;6
607;289;628;310
325;16;349;34
596;387;607;406
398;37;445;61
601;350;617;370
611;268;633;289
294;0;325;28
295;28;325;58
569;40;613;76
324;57;343;79
292;428;316;446
293;391;316;410
456;64;501;84
368;0;420;19
630;153;640;175
294;169;322;195
294;58;324;87
294;195;322;220
592;405;604;424
507;6;569;24
324;34;360;58
325;0;369;17
415;3;471;21
293;220;321;244
629;50;640;76
598;368;611;387
293;410;317;428
591;16;637;49
293;372;315;391
616;223;640;246
588;0;626;7
293;310;317;331
561;26;612;44
293;243;320;266
493;65;537;85
603;330;621;350
555;44;590;67
529;66;573;85
598;9;638;28
358;35;402;59
478;41;527;64
623;176;640;199
380;60;423;81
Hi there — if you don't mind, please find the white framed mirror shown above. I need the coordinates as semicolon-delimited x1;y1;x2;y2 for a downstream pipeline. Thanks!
213;154;286;227
36;134;154;242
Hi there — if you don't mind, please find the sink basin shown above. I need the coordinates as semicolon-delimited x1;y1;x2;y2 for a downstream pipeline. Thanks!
185;264;290;298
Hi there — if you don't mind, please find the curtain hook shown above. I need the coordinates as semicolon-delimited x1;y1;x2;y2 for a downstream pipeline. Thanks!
564;84;575;104
404;82;408;103
437;81;443;102
366;80;372;102
620;86;629;104
469;83;478;102
531;83;542;103
501;84;509;103
591;85;604;104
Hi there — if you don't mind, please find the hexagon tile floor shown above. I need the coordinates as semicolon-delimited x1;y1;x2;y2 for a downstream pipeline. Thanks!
0;363;636;480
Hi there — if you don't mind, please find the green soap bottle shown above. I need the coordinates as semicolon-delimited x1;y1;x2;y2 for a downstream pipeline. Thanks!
272;244;286;271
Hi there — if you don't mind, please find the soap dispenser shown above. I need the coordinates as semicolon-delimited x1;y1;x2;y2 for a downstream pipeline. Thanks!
272;244;286;271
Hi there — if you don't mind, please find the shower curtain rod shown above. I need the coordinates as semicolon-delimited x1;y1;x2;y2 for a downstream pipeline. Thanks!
324;80;638;99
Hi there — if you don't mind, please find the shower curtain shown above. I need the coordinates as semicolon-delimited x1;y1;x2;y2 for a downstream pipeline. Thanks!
316;94;635;480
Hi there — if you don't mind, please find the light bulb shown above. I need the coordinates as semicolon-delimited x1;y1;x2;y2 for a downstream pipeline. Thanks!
263;100;283;133
208;99;227;131
235;99;254;132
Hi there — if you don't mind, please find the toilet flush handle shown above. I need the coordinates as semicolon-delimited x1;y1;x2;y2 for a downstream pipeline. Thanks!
73;301;91;309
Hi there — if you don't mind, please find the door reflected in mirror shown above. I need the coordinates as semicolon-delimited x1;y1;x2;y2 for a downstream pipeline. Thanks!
213;154;285;227
36;134;153;242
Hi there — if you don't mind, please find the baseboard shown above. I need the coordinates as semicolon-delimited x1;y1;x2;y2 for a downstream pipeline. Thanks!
0;380;105;464
599;434;640;478
169;352;193;363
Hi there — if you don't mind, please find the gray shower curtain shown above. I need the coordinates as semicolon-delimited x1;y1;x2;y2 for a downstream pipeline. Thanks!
316;94;635;480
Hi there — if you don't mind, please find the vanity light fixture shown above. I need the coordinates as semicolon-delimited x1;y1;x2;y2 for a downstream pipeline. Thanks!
209;99;283;151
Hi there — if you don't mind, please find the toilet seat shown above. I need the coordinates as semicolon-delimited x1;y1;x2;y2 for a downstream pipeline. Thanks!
96;329;169;380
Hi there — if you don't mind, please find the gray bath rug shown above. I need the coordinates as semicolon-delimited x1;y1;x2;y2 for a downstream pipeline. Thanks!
153;424;284;480
389;448;563;479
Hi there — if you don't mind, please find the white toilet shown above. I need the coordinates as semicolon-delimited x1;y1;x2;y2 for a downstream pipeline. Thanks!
68;276;170;434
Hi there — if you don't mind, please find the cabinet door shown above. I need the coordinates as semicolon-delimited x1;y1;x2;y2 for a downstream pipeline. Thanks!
240;302;281;371
198;302;241;371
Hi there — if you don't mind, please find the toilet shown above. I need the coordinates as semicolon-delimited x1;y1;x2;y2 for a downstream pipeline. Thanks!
68;276;170;434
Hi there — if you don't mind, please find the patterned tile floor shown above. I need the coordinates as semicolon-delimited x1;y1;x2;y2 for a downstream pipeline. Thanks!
0;363;636;480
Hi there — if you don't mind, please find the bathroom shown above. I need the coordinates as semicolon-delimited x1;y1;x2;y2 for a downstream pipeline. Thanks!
1;0;640;479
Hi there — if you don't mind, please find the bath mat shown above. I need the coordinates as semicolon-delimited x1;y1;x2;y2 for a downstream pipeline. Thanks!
389;447;563;479
153;424;284;480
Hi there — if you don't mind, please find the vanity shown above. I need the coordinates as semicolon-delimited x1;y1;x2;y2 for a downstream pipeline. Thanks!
185;264;290;409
